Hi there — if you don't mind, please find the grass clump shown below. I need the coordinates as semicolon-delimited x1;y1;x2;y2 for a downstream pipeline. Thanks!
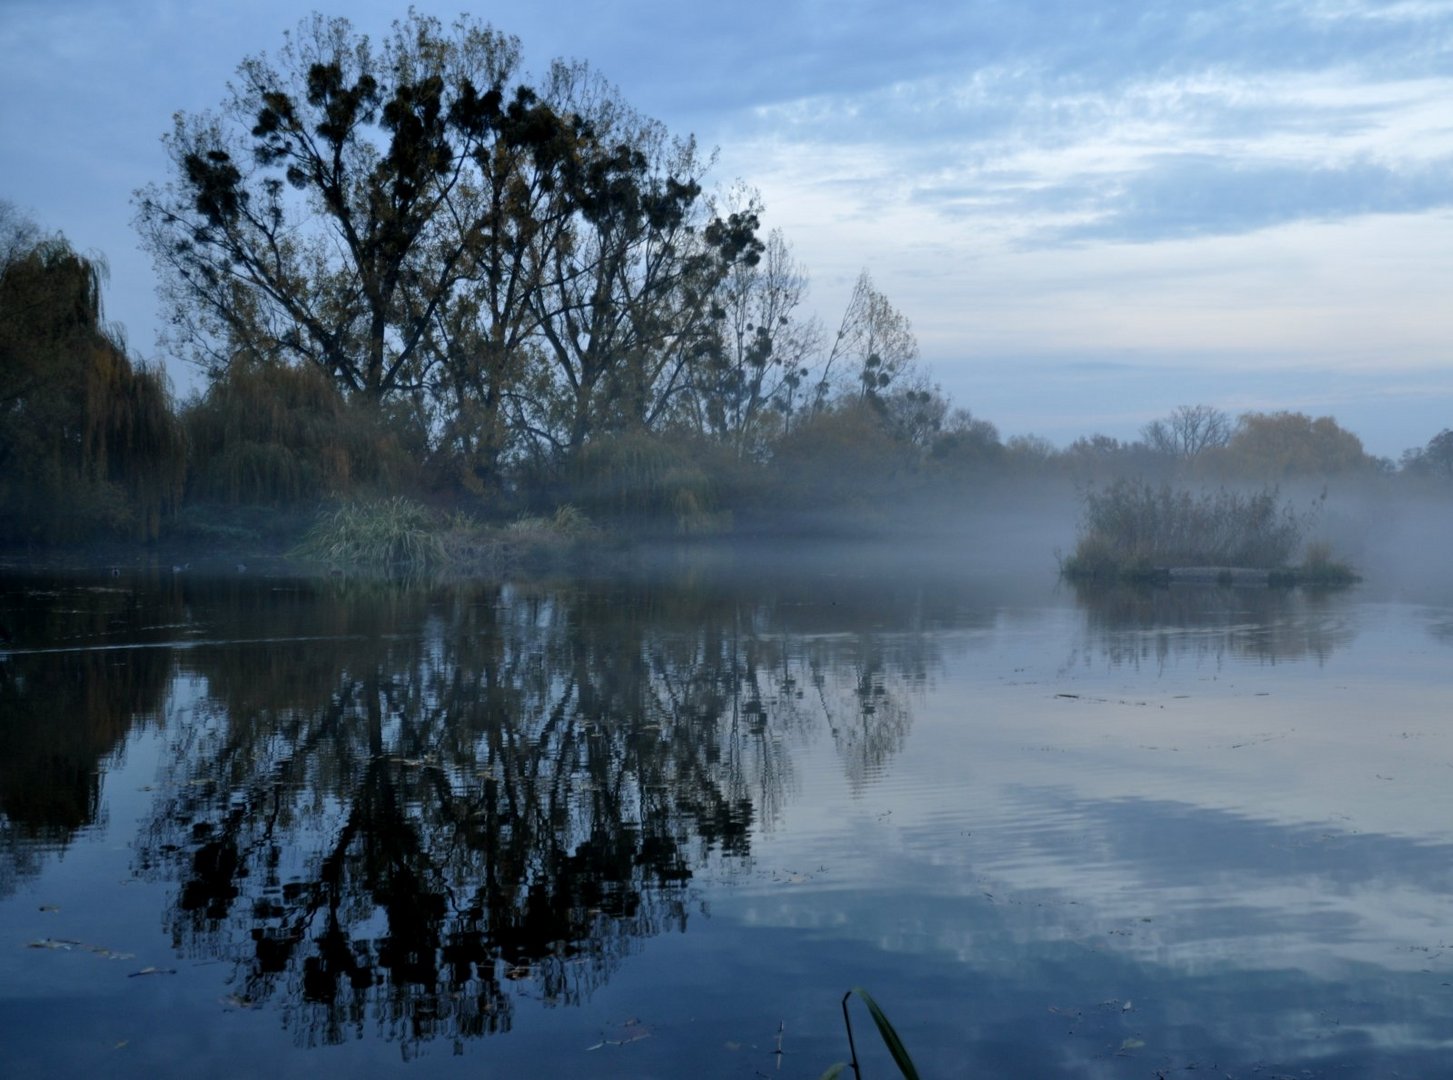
497;505;607;569
295;500;610;577
295;497;445;572
1061;479;1354;584
505;503;597;540
1063;480;1302;581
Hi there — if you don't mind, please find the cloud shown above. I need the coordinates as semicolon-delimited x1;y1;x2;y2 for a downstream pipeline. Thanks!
737;57;1453;252
1047;153;1453;243
4;0;1453;446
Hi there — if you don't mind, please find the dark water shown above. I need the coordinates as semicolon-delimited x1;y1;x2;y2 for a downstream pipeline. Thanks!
1;556;1450;1078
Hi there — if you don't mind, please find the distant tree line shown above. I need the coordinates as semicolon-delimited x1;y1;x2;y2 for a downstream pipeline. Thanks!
3;10;1452;545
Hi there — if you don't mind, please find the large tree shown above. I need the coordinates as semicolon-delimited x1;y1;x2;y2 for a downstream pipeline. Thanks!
135;13;594;486
1400;428;1453;480
137;13;760;489
519;66;763;456
1226;410;1372;478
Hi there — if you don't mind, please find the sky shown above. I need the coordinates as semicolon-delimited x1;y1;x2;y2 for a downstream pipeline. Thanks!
3;0;1452;458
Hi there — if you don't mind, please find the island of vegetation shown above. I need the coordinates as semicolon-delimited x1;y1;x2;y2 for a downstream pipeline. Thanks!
2;13;1448;579
1057;480;1360;587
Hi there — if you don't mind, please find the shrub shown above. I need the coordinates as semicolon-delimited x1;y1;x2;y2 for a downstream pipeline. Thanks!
769;400;918;513
567;431;728;534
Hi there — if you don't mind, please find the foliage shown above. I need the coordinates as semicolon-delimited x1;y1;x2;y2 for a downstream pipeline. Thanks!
1223;411;1372;478
1399;427;1453;481
0;215;185;542
183;356;418;505
769;398;920;514
1059;433;1170;483
1062;479;1307;580
565;430;728;534
928;407;1004;476
1002;433;1060;476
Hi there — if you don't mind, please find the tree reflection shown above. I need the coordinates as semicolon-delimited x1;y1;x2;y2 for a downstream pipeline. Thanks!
1066;582;1357;669
0;574;176;896
135;574;945;1051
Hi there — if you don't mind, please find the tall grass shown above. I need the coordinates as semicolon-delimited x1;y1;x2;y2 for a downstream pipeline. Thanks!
1062;479;1306;581
294;497;445;571
295;499;606;576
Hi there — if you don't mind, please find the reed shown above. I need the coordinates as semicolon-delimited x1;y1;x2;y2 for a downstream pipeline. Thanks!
821;987;921;1080
1062;479;1312;582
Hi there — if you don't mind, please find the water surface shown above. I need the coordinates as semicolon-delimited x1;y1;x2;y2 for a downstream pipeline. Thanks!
1;557;1449;1077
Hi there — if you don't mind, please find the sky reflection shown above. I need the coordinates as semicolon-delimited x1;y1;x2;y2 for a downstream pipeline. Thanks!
1;570;1450;1075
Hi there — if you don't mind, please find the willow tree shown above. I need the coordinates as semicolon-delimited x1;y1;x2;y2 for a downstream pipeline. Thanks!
135;12;594;488
0;216;185;542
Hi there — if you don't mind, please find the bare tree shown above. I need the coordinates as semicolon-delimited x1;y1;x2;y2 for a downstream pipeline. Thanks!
1141;404;1231;461
813;269;918;409
689;223;822;455
511;66;763;457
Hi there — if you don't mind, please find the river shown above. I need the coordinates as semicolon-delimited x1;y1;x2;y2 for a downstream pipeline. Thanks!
1;551;1450;1077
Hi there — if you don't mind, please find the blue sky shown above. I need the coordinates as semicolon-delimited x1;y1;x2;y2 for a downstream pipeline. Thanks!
3;0;1452;457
